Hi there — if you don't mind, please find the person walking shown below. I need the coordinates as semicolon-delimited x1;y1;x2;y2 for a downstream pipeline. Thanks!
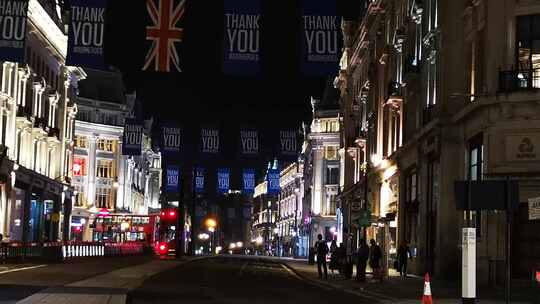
397;241;412;277
356;238;370;282
344;232;354;279
329;239;339;274
314;234;329;279
369;239;383;282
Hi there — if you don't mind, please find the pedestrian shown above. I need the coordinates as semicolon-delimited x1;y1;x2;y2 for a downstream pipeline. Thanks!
356;238;369;282
344;232;354;279
329;239;339;274
369;239;383;282
397;241;412;277
314;234;329;279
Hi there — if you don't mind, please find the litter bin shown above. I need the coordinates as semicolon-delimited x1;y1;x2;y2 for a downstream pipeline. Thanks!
308;247;315;265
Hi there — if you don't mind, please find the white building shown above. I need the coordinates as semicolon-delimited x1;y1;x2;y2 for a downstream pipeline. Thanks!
0;0;85;242
70;70;161;242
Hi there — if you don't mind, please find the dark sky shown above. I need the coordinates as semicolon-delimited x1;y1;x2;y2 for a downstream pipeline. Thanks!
103;0;341;193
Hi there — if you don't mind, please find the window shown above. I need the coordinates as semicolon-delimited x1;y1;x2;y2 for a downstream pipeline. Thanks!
73;157;86;176
324;146;338;160
326;166;339;185
96;159;114;178
95;187;114;209
96;139;115;152
405;170;418;244
74;184;85;207
516;15;540;88
467;133;483;236
74;135;88;149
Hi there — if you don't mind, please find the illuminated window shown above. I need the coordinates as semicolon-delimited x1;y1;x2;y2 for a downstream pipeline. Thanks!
324;146;338;160
96;159;114;178
516;15;540;88
74;136;88;149
326;166;339;185
74;184;85;207
96;139;115;152
95;187;114;209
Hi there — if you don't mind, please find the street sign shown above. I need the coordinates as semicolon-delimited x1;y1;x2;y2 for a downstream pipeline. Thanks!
528;197;540;220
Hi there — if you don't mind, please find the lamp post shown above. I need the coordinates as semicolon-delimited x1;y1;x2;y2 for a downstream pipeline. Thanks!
204;217;217;254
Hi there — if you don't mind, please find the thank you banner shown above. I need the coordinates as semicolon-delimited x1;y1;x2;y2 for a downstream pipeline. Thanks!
161;125;182;158
242;169;255;194
223;0;261;75
122;118;143;155
66;0;106;69
165;165;180;193
217;168;230;194
0;0;28;63
239;129;259;155
200;127;220;154
279;129;299;158
267;168;280;195
301;0;341;76
194;166;205;194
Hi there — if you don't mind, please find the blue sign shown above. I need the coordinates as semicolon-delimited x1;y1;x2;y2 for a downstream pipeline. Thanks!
217;168;230;194
200;128;220;154
239;129;259;156
0;0;28;63
223;0;261;75
161;124;182;158
242;169;255;194
166;166;180;193
301;0;342;76
194;167;205;194
267;168;280;195
66;0;107;69
122;118;142;155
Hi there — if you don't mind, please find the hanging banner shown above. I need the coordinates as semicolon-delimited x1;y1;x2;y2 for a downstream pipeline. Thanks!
239;129;259;156
143;0;185;72
66;0;107;69
165;165;180;193
161;124;182;158
0;0;28;63
223;0;261;75
217;168;230;194
267;168;280;195
279;129;299;159
242;169;255;194
301;0;342;76
200;127;220;155
194;166;205;194
122;119;143;155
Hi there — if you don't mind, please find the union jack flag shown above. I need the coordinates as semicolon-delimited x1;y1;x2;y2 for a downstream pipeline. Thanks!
143;0;185;72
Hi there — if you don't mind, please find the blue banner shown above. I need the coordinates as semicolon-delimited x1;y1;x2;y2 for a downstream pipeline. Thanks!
165;166;180;193
66;0;107;69
217;168;230;194
267;168;280;195
161;124;182;158
301;0;342;76
279;129;299;159
242;169;255;194
239;129;259;156
122;119;143;155
0;0;28;63
200;127;220;155
223;0;261;75
194;166;205;194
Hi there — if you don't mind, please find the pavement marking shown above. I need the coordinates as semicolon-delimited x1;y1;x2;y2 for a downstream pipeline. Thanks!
0;265;47;275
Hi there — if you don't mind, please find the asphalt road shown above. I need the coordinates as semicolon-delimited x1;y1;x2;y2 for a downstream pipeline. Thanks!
128;256;371;304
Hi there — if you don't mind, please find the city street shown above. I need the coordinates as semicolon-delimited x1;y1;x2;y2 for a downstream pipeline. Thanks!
128;256;370;304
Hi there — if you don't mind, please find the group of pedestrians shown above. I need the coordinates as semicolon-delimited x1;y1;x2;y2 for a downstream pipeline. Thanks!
314;233;411;282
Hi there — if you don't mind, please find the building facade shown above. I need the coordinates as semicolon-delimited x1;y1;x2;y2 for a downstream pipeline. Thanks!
0;0;85;243
336;0;540;284
251;179;277;255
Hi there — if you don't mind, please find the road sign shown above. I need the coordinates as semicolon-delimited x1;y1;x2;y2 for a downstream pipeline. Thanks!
528;197;540;220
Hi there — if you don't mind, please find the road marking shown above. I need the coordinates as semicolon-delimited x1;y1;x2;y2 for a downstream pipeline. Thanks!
0;264;47;275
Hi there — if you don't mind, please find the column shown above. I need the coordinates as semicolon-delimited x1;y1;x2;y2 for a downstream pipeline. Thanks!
312;148;324;215
87;136;97;206
116;141;125;210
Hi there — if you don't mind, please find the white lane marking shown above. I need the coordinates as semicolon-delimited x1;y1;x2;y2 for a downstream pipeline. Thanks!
0;265;47;275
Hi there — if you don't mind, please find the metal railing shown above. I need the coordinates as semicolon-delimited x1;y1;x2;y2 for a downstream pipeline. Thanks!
499;68;540;92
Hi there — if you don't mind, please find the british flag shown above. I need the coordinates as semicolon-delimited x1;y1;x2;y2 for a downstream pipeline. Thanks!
143;0;185;72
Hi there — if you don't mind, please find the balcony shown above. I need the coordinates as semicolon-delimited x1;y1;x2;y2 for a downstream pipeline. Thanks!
499;68;540;92
385;81;403;109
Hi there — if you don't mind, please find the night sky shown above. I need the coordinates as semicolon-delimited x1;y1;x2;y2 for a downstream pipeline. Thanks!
103;0;342;193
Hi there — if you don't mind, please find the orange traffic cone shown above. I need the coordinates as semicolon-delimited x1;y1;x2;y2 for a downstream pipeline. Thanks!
422;273;433;304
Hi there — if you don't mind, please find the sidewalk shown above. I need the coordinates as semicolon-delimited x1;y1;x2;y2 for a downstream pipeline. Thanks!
282;259;539;304
14;257;200;304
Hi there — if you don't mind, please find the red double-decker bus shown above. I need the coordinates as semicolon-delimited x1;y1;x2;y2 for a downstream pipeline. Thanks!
154;208;178;256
